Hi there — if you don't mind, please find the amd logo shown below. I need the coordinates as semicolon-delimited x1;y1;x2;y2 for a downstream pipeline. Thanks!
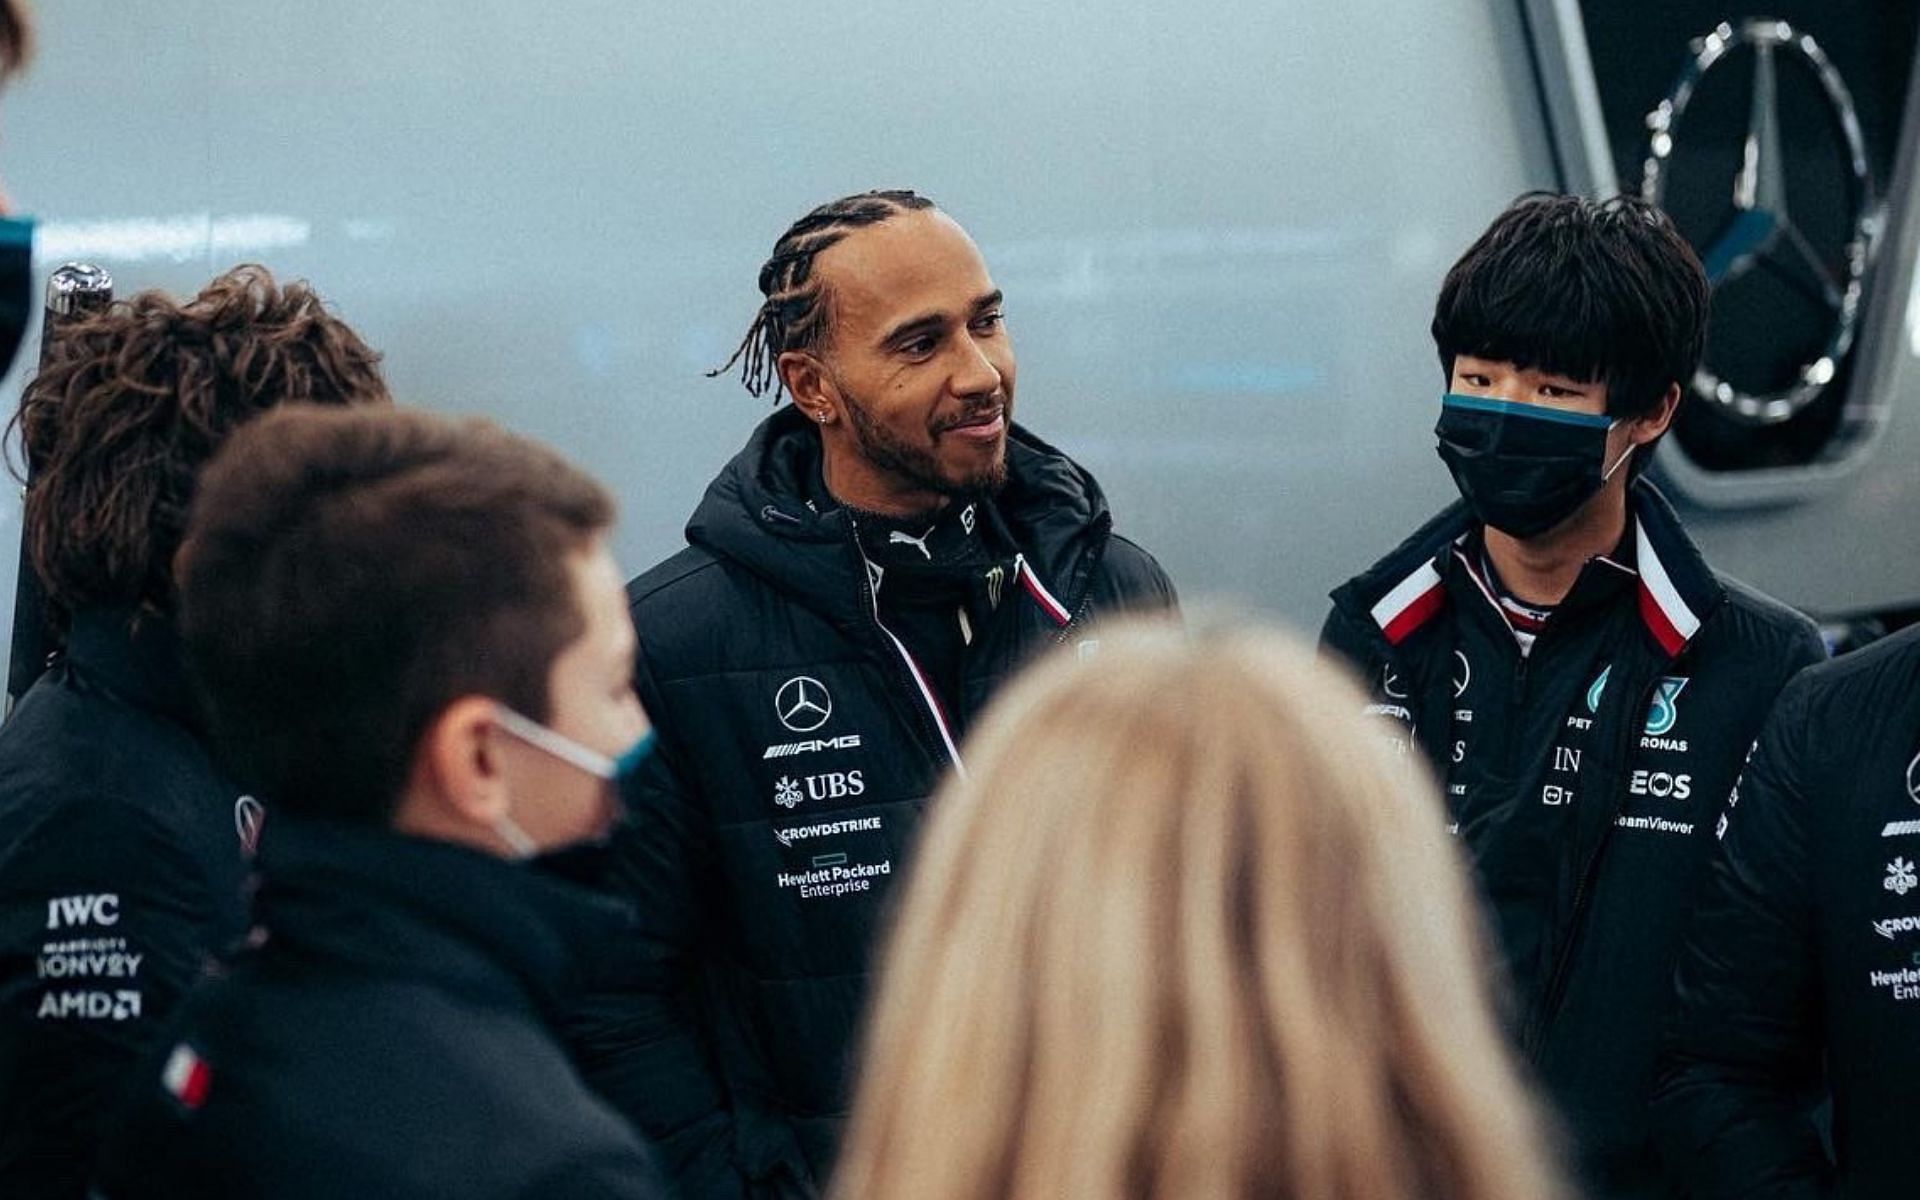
36;989;141;1021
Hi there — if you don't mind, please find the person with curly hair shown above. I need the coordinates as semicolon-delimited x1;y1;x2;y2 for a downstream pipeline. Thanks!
0;264;388;1198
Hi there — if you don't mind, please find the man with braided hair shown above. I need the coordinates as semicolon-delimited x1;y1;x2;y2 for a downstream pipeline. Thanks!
570;190;1174;1198
0;266;389;1197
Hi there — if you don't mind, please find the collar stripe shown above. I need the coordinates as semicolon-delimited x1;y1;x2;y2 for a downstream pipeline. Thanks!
1635;517;1701;656
860;548;965;774
1015;555;1073;627
1454;549;1508;623
163;1044;212;1110
1371;559;1446;645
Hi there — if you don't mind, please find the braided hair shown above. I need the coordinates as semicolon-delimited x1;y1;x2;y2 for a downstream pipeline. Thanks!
710;189;936;401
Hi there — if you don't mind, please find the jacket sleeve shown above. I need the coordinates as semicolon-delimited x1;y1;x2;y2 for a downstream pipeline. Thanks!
562;652;758;1200
520;1146;675;1200
0;797;226;1195
1651;672;1828;1199
1092;534;1178;615
1318;603;1379;683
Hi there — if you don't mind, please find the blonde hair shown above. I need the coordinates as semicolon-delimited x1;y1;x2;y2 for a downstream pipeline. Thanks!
833;619;1564;1200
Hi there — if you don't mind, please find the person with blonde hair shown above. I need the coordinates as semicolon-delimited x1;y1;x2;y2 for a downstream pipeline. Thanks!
833;619;1565;1200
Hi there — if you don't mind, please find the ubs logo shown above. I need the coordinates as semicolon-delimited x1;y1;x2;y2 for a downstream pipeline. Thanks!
775;676;833;733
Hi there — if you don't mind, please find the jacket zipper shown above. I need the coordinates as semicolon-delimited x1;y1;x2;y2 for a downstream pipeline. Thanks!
1522;670;1657;1060
844;520;955;771
1048;526;1109;645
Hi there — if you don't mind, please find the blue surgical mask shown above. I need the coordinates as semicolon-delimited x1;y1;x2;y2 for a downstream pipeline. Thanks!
491;707;655;858
494;707;654;782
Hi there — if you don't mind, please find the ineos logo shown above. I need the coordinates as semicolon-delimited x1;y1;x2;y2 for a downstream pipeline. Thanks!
1630;770;1693;801
775;676;833;733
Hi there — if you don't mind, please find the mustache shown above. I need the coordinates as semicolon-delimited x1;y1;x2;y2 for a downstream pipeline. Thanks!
932;396;1008;434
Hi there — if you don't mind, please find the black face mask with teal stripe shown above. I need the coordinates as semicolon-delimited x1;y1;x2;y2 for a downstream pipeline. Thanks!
1434;393;1631;539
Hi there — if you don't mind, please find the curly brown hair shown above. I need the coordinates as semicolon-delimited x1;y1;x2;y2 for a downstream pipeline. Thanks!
11;264;389;618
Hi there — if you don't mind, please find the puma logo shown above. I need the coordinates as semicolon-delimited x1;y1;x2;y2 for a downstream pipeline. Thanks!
888;529;934;561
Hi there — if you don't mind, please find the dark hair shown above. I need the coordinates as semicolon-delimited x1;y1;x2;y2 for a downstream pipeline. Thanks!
178;406;616;824
710;189;936;401
0;0;31;79
11;264;388;619
1432;192;1708;428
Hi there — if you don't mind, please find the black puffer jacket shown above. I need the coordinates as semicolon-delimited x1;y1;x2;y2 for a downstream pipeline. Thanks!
0;609;251;1199
93;818;668;1200
1321;481;1823;1199
570;408;1175;1199
1654;623;1920;1199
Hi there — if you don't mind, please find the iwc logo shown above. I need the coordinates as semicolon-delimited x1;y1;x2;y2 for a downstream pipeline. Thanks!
1641;19;1881;424
774;676;833;733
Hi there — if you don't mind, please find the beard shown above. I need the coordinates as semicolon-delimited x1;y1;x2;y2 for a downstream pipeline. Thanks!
838;380;1010;498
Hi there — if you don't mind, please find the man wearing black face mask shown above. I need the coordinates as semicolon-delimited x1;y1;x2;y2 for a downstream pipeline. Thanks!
1320;193;1823;1200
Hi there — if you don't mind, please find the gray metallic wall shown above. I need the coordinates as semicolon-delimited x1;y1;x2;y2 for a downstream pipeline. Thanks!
0;2;1909;668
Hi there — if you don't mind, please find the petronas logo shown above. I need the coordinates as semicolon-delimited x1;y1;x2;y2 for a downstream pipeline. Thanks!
1586;667;1688;737
1587;666;1611;714
1646;678;1689;736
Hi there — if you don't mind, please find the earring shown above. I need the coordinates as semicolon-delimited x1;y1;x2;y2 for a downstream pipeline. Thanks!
817;411;830;424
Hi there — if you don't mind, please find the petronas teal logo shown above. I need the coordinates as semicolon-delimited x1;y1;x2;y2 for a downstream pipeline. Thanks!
1646;677;1689;736
1587;668;1688;736
1587;666;1611;714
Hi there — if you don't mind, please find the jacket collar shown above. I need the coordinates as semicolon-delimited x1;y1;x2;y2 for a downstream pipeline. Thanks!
1332;479;1725;659
253;818;636;1018
62;606;202;730
684;406;1107;631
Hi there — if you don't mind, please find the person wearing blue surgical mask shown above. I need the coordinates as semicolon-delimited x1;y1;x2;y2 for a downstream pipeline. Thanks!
91;407;668;1200
1320;193;1825;1200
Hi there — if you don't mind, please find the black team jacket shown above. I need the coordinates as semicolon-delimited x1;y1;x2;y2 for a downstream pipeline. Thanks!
569;407;1175;1199
1320;479;1823;1199
93;818;668;1200
0;609;251;1199
1654;624;1920;1199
